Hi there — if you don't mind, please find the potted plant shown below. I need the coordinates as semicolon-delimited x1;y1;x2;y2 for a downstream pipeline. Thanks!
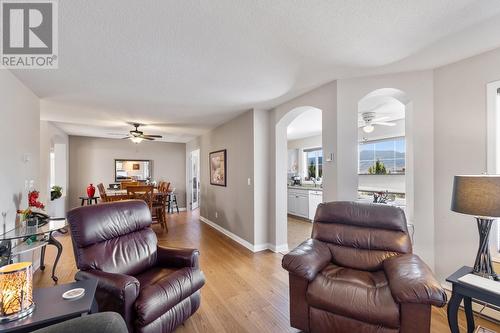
51;185;63;201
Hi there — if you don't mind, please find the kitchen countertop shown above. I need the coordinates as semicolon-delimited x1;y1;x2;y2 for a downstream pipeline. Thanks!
288;185;323;191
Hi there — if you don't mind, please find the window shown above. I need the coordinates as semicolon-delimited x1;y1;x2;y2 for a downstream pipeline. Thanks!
305;148;322;180
359;137;405;174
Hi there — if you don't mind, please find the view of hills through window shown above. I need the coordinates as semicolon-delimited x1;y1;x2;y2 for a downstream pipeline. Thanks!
359;137;405;174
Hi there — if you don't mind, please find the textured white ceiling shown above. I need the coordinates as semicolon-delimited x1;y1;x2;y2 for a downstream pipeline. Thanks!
11;0;500;142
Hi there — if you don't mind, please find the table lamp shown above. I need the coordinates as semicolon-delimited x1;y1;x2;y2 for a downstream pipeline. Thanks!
451;175;500;280
0;262;35;322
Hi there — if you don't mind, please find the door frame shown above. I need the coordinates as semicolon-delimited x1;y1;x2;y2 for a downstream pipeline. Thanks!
189;149;200;210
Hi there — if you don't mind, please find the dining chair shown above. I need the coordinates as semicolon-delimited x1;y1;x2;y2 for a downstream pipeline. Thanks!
97;183;108;202
152;192;169;231
126;185;154;211
159;181;171;194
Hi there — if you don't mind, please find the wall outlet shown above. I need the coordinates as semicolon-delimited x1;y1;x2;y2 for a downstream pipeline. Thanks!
247;178;251;186
215;211;218;219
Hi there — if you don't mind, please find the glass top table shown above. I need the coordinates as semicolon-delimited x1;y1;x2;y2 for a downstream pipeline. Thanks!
0;218;67;282
0;218;67;241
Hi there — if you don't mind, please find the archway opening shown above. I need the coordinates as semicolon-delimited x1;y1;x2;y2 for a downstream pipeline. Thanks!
357;88;414;232
275;106;322;252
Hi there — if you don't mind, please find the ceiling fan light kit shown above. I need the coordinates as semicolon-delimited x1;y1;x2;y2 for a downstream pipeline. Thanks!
363;124;374;133
121;123;162;144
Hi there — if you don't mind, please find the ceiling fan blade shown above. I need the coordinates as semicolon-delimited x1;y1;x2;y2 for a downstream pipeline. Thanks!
143;135;162;138
371;116;390;122
121;136;131;139
373;122;396;126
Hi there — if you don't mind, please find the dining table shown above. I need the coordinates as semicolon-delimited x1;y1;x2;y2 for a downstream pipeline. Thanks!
106;188;161;200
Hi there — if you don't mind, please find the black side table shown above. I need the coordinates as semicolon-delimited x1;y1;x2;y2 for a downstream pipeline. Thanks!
0;279;98;333
79;196;99;206
446;266;500;333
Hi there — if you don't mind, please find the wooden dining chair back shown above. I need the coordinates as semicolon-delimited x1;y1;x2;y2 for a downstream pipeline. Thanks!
152;192;169;231
159;181;171;193
127;185;154;211
120;181;139;190
97;183;108;202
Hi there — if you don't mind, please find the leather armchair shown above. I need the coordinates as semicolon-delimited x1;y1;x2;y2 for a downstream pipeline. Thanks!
67;200;205;333
282;201;446;333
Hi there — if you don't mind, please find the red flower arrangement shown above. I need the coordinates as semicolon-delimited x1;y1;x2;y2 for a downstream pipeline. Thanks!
17;190;45;218
28;190;44;209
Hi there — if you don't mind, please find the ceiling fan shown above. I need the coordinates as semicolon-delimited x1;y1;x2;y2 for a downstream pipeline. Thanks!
360;112;396;133
121;123;162;143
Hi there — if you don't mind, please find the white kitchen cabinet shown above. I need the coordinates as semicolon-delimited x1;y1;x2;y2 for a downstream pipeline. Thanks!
296;193;309;218
308;190;323;220
288;188;323;220
287;189;309;219
287;193;297;215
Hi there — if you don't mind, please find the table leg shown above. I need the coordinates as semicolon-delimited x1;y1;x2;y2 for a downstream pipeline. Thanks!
48;231;63;283
463;296;475;333
40;244;46;271
90;298;98;314
0;240;12;266
447;291;463;333
81;198;85;206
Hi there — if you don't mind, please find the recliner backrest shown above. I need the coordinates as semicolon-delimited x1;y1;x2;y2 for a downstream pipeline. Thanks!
312;201;412;271
67;199;158;275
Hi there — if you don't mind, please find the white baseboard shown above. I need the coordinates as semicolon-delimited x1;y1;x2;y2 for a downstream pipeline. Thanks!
199;216;257;252
199;216;286;253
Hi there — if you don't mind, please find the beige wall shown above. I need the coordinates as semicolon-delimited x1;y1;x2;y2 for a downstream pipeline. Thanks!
191;110;255;244
68;136;186;209
0;70;40;234
434;47;500;281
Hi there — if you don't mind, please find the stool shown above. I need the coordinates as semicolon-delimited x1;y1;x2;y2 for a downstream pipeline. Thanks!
79;196;99;206
167;189;179;214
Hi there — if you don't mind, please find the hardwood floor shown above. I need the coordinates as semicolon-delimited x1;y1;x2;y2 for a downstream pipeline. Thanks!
34;210;500;332
287;215;312;250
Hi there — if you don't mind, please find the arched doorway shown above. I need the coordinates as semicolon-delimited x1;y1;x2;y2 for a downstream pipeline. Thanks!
357;88;414;226
275;106;323;252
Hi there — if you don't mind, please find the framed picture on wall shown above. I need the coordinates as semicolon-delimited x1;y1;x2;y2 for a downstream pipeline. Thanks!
209;149;226;186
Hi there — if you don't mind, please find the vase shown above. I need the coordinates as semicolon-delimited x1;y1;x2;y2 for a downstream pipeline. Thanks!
87;183;96;198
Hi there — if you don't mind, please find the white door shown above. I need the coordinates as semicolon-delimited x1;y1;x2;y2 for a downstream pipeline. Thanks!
190;149;200;210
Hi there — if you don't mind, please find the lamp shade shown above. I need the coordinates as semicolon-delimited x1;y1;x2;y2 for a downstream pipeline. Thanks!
451;175;500;218
0;262;34;322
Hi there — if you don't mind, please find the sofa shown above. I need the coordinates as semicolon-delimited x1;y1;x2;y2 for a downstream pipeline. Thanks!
67;200;205;333
282;201;446;333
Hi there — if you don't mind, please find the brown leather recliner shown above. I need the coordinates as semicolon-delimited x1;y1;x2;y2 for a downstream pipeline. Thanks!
282;201;446;333
67;200;205;333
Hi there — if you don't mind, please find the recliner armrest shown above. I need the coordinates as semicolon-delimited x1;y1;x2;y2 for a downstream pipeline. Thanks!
156;246;200;268
383;254;447;307
76;269;140;302
282;239;332;281
75;269;140;331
